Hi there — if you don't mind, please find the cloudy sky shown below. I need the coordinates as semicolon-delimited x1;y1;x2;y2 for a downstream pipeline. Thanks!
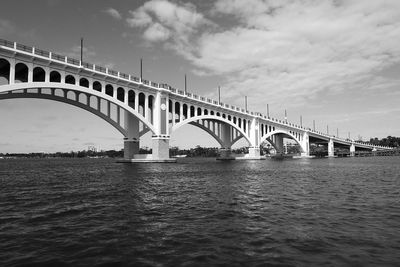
1;0;400;153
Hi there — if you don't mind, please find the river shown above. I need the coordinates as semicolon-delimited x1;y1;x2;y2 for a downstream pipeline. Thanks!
0;157;399;266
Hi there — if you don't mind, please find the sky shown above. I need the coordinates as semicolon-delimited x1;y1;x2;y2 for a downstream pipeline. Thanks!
0;0;400;153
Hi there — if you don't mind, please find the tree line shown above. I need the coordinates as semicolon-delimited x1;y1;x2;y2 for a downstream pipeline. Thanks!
369;136;400;147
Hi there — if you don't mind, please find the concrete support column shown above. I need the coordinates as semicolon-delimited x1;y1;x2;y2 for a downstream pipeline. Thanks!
274;134;284;155
144;94;149;120
172;101;176;126
134;90;139;111
350;143;355;157
152;91;169;136
151;137;171;160
328;138;335;157
246;118;261;158
9;58;15;84
45;67;50;82
27;63;33;82
101;81;105;94
179;102;184;122
301;131;310;157
124;90;129;105
123;111;140;159
217;123;234;160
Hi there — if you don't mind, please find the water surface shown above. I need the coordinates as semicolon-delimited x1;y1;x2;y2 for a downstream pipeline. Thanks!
0;157;399;266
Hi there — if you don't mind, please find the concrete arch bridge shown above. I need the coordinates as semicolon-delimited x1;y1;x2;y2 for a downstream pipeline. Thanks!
0;39;392;162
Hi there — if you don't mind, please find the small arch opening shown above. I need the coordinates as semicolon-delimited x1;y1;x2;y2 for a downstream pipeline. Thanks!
105;84;114;97
128;90;135;109
93;81;102;92
33;67;45;82
117;87;125;102
79;77;89;88
138;93;145;116
0;58;10;85
175;102;180;122
190;106;195;117
182;104;188;120
65;75;75;85
50;71;61;83
15;62;28;83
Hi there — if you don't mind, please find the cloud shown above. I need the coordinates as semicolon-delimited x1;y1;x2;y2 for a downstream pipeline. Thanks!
127;0;400;112
143;22;170;41
126;0;214;51
105;8;122;20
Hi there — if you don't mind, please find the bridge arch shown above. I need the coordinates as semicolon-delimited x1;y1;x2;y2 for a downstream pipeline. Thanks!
171;115;252;146
0;82;156;135
260;129;304;152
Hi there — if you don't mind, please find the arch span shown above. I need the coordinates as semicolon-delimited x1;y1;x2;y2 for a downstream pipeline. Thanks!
188;121;224;147
260;130;304;152
0;82;156;135
171;115;252;146
0;91;127;136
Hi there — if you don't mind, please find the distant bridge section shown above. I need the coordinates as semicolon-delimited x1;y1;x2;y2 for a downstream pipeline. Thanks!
0;39;392;162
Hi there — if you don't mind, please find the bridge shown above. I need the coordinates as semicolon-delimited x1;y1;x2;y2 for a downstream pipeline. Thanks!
0;39;392;162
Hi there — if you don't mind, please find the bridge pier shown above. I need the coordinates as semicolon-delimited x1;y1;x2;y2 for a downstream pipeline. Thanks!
151;136;176;162
300;132;310;157
274;134;285;155
328;138;335;157
217;123;235;160
118;110;176;163
350;143;355;157
124;139;139;159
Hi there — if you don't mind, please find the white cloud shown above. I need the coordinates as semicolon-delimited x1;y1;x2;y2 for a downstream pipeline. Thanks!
126;0;213;50
143;22;171;42
127;0;400;111
105;8;122;20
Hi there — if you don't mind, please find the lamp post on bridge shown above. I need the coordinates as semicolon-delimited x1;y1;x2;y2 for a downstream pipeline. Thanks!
218;86;221;105
313;120;315;131
300;115;302;127
266;104;269;118
327;125;329;135
285;109;287;123
140;58;143;82
80;37;83;65
337;128;339;137
245;96;248;112
184;74;187;95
